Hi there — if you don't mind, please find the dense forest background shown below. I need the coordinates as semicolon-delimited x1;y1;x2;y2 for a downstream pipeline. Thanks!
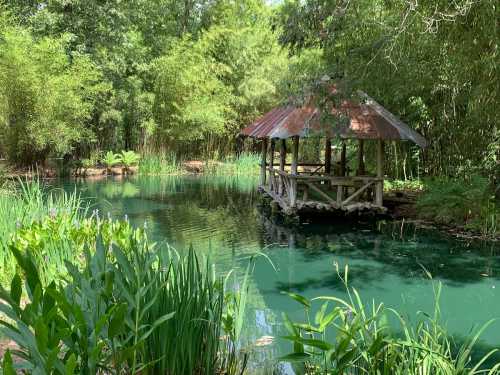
0;0;498;182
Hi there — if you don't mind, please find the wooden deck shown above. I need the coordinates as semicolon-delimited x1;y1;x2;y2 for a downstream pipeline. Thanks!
260;167;387;216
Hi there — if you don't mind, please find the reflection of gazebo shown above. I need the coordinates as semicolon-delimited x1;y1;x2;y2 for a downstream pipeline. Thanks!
240;92;428;216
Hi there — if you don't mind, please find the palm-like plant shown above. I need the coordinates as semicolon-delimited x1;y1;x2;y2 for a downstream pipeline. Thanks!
120;150;141;174
103;151;121;174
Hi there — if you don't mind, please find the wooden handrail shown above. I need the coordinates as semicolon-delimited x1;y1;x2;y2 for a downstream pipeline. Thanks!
266;167;381;183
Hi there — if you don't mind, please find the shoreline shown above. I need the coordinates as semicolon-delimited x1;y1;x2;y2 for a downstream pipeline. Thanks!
1;167;498;242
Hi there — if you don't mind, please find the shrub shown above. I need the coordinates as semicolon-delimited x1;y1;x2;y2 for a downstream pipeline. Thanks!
0;27;103;165
416;176;500;235
102;151;121;172
119;150;140;169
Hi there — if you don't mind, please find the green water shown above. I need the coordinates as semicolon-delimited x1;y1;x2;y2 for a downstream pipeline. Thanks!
62;175;500;369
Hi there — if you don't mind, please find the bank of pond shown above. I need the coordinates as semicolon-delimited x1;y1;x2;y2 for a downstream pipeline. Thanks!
0;177;499;374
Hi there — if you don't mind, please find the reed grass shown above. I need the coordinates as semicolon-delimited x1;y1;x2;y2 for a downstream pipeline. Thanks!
205;152;260;176
139;150;184;175
0;220;249;374
0;180;87;285
281;264;500;374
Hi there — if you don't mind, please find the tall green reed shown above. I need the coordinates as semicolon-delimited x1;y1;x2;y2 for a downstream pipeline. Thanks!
139;149;183;175
205;152;260;176
280;264;500;374
1;217;249;374
0;180;87;285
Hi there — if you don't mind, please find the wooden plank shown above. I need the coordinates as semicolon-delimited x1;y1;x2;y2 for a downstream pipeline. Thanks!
337;185;343;204
305;182;337;205
269;139;275;191
342;181;374;205
279;139;286;195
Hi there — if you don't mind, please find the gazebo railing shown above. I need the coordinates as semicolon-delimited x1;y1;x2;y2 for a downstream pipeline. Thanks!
265;167;383;211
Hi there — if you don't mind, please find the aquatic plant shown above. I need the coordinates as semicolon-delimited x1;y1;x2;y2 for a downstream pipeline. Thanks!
139;150;183;175
205;152;260;176
280;265;500;374
0;219;249;374
0;180;87;285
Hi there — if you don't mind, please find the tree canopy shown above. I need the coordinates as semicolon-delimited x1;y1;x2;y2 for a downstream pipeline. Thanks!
0;0;497;183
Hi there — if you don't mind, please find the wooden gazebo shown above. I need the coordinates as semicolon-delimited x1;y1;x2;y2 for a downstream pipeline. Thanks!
240;92;428;216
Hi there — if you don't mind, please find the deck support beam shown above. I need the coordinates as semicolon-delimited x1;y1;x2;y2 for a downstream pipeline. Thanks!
260;138;268;187
375;139;384;206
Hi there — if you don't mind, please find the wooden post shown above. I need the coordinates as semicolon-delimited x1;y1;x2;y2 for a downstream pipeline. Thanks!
268;139;275;191
279;139;286;195
325;138;332;175
291;136;299;175
340;141;347;176
356;139;365;176
375;139;384;206
260;138;268;187
290;136;299;207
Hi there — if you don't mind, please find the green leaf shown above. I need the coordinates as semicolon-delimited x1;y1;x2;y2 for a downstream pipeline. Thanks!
2;350;16;375
278;352;312;362
283;336;333;351
65;354;77;375
108;303;127;338
10;275;22;306
34;318;49;353
283;291;311;308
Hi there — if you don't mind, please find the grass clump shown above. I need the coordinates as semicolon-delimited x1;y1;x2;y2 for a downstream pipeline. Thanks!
0;180;87;284
280;265;500;374
205;152;260;176
139;150;183;175
416;176;499;236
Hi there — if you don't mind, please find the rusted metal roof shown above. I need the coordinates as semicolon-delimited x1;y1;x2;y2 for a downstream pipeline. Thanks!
240;93;428;148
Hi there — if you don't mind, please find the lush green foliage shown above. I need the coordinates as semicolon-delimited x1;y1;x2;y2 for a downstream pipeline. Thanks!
0;181;87;284
138;149;183;176
281;266;500;374
102;151;121;170
0;23;103;164
417;176;499;236
0;0;287;164
278;0;499;180
119;150;140;169
205;152;260;176
0;216;248;374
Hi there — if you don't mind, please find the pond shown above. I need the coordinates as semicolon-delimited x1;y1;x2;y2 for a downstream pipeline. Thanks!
60;175;500;371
